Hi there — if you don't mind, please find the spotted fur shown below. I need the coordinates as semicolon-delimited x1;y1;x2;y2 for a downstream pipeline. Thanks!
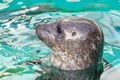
36;17;104;80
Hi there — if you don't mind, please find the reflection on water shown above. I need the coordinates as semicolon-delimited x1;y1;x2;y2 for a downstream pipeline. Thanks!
0;10;120;79
101;62;120;80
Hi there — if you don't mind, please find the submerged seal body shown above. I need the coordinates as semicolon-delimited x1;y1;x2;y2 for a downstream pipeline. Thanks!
36;17;104;80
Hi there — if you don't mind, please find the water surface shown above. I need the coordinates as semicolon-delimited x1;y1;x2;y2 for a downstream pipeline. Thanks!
0;3;120;80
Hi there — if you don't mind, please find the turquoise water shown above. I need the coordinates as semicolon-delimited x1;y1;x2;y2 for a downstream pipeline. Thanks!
0;0;120;80
1;0;120;13
1;10;120;80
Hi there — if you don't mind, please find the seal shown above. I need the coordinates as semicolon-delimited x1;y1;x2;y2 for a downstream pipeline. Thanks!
36;17;104;80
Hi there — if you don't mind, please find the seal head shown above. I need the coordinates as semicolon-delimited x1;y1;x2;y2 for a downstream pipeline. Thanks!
36;17;104;80
36;17;104;70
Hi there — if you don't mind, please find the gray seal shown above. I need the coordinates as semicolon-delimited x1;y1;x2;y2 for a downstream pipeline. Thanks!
36;17;104;80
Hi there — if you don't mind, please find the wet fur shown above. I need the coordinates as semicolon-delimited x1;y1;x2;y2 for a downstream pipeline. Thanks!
36;17;104;80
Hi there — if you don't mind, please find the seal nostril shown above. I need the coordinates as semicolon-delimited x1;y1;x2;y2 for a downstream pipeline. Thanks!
72;32;76;36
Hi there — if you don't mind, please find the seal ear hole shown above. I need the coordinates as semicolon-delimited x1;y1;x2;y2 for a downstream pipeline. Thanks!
72;32;76;36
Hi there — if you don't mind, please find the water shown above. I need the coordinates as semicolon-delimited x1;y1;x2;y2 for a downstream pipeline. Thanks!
0;0;120;80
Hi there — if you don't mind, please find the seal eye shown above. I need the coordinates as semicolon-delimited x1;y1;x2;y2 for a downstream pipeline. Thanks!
72;32;76;36
57;26;62;34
